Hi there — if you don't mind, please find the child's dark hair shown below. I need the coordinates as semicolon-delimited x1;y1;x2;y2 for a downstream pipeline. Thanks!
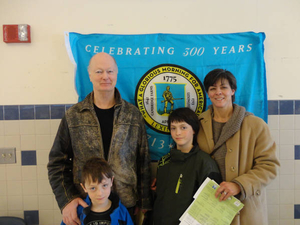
81;157;113;186
167;107;199;145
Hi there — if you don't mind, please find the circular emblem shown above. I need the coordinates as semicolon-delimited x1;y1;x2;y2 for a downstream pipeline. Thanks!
135;64;206;134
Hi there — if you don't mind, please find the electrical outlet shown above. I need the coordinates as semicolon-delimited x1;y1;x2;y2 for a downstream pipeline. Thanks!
0;147;16;164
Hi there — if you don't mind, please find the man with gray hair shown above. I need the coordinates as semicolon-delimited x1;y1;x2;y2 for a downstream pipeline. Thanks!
48;52;152;225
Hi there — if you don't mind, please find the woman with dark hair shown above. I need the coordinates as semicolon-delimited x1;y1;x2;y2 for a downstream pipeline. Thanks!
197;69;280;225
152;107;222;225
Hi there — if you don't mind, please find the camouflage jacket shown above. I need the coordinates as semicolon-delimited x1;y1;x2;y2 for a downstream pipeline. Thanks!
47;89;152;211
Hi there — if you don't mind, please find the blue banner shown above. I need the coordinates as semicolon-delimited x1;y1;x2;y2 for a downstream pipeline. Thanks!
65;32;267;160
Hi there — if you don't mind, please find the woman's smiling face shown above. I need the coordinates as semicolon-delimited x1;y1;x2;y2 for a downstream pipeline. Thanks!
207;78;235;110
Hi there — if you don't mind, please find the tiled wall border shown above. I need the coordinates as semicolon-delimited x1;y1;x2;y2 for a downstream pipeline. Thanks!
268;100;300;115
0;105;74;120
0;100;300;121
1;100;300;223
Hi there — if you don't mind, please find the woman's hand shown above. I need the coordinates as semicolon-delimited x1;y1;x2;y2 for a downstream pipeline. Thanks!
215;181;241;201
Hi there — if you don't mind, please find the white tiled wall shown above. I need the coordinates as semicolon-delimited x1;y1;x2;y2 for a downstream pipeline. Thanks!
0;114;300;224
267;114;300;225
0;119;62;224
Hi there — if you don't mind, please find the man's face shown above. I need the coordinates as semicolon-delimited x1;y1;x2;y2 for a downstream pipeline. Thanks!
88;53;118;93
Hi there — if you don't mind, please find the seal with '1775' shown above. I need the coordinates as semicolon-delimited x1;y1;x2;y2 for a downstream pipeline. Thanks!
135;64;206;134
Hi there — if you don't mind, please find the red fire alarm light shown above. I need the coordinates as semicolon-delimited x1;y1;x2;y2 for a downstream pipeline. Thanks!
3;24;31;43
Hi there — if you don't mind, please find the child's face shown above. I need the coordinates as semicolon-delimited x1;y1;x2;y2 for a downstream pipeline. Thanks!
170;121;194;152
81;176;113;207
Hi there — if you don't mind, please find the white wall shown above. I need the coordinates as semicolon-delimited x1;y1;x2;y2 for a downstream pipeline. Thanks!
0;0;299;105
1;1;300;224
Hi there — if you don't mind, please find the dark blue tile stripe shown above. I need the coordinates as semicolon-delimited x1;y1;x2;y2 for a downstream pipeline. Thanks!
35;105;50;119
21;150;37;166
24;210;39;225
20;105;35;120
296;100;300;114
295;146;300;160
295;204;300;219
1;104;76;120
268;101;279;115
0;100;298;119
51;105;66;119
4;105;19;120
279;100;294;115
0;105;3;120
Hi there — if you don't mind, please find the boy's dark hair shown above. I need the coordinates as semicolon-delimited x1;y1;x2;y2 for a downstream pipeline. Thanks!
167;107;199;145
204;69;237;102
81;157;113;186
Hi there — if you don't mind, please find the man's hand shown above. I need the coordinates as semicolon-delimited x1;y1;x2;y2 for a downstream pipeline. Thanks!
215;181;241;202
135;206;148;215
62;198;88;225
151;178;157;191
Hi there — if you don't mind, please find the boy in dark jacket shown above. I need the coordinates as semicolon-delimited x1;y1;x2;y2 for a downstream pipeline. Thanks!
152;108;222;225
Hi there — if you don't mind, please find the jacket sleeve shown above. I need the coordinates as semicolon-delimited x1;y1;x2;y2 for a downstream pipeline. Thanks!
125;207;134;225
47;116;81;210
200;154;223;185
233;118;280;201
136;114;153;210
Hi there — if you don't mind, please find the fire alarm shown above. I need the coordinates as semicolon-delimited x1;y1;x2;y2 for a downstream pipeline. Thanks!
3;24;31;43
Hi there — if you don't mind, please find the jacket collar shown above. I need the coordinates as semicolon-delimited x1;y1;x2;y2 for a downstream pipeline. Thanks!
199;108;215;151
170;145;199;162
199;104;253;153
82;192;120;215
79;88;123;112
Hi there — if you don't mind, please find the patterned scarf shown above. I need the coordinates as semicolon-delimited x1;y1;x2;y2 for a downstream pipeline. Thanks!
210;104;252;180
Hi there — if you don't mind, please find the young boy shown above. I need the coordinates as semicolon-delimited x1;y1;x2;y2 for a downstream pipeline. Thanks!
61;157;133;225
152;107;222;225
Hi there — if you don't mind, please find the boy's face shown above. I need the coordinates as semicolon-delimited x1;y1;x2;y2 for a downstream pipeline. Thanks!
81;176;113;207
170;121;194;152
